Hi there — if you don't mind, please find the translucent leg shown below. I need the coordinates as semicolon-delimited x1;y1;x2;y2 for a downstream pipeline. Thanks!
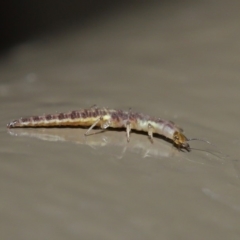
126;121;131;142
101;120;111;129
84;117;101;136
84;117;111;136
148;123;154;143
90;104;98;109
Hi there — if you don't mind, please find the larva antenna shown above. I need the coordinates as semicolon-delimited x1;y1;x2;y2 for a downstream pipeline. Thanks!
187;137;228;158
187;137;220;150
187;138;213;146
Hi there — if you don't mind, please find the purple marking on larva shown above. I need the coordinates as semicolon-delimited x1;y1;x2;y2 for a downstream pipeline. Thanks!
75;112;80;118
70;111;77;119
84;109;89;116
129;114;134;120
45;115;52;120
115;111;121;118
157;118;164;124
112;112;119;120
165;122;174;129
138;114;143;119
21;118;29;123
88;111;92;117
95;109;99;116
144;114;151;121
111;112;117;119
129;113;138;121
33;116;40;121
97;109;102;117
58;113;64;120
118;111;128;120
134;113;142;120
81;112;86;118
92;111;97;117
101;110;107;116
124;112;129;120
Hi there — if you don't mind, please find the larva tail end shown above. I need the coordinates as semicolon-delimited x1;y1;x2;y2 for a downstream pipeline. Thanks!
7;120;19;128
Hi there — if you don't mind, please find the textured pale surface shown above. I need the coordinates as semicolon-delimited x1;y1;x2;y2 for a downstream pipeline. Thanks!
1;1;240;239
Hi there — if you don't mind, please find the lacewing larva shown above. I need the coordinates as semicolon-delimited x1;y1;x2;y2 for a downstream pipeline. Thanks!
7;107;208;151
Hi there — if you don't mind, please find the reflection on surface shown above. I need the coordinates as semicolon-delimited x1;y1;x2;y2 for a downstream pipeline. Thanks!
8;128;179;159
202;188;240;212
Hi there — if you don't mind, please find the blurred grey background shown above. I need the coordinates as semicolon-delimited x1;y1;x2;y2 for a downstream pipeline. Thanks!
1;0;159;52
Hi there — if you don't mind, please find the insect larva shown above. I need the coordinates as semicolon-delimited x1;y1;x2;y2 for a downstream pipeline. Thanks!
7;107;194;151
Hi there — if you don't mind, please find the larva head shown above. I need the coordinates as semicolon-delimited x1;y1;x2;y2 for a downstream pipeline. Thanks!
173;131;190;151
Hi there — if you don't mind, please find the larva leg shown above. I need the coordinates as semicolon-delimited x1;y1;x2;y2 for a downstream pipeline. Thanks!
84;117;101;136
84;117;111;136
90;104;98;109
126;121;131;142
101;119;111;129
148;123;154;143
